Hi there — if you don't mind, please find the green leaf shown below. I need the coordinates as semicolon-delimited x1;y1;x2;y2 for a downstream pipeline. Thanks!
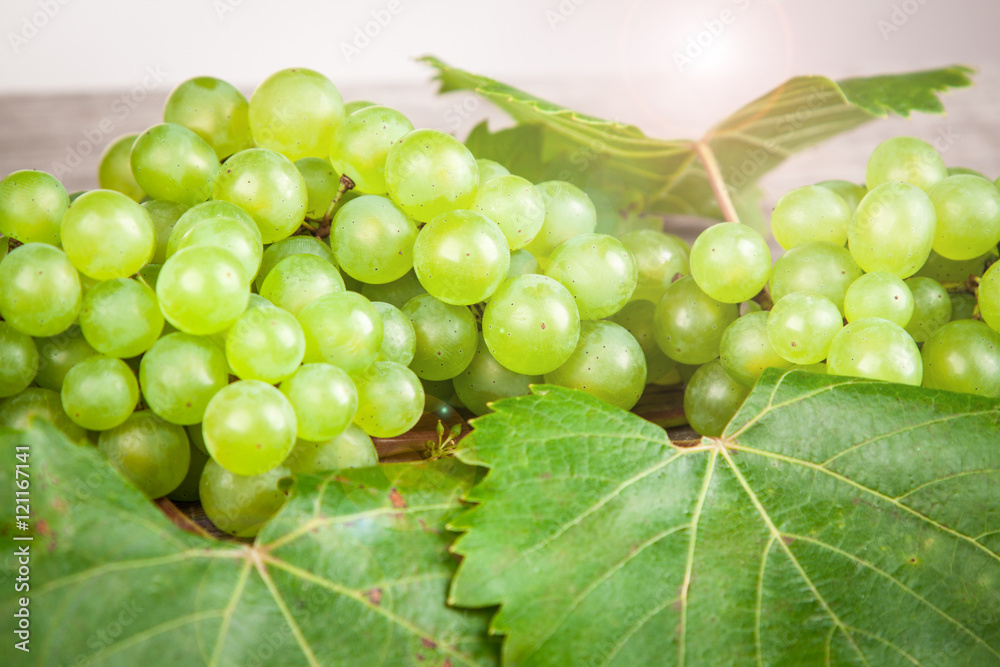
450;374;1000;665
0;422;498;666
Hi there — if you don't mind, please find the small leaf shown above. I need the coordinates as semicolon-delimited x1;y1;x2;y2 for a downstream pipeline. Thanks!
838;65;975;117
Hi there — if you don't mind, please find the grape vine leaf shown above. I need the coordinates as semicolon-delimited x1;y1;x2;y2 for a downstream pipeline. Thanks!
0;422;498;666
450;372;1000;665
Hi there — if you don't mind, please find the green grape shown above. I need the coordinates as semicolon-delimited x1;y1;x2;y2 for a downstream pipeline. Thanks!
33;325;96;390
927;174;1000;260
361;269;426;309
767;292;843;365
904;277;951;343
344;100;376;114
61;355;139;430
260;254;345;316
770;185;851;249
98;411;190;498
142;200;188;264
0;387;87;442
769;241;862;313
186;423;209;455
948;166;988;178
476;159;510;184
827;317;922;386
297;291;383;372
331;105;413;194
978;261;1000;333
619;230;690;303
249;68;345;162
372;301;416;365
950;293;977;321
279;363;357;442
157;246;249;335
225;305;305;383
652;276;738;365
255;235;336;290
608;300;675;381
60;190;156;280
403;293;477;380
921;320;1000;397
544;321;647;410
690;223;771;303
139;332;229;424
0;169;68;245
683;360;749;437
0;322;38;397
168;440;209;502
506;249;540;281
163;76;253;160
203;380;298;475
720;311;793;388
213;148;308;243
284;424;376;473
472;175;545;250
421;378;455;402
0;243;81;337
848;182;936;278
453;334;540;416
865;135;947;191
384;129;478;222
412;209;510;305
98;135;145;202
352;360;424;438
130;123;219;206
522;181;597;258
0;237;7;263
843;272;914;327
168;200;260;256
331;195;418;284
169;214;263;283
544;233;637;319
200;459;289;537
483;274;581;375
915;250;989;283
79;278;163;358
816;180;866;213
294;157;340;219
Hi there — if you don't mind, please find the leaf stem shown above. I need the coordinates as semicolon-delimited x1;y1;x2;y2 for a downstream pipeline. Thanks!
694;139;741;224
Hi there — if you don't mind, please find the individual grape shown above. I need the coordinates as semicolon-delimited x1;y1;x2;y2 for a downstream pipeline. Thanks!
200;459;289;537
169;213;264;283
98;135;145;202
522;181;597;258
167;440;210;502
827;317;923;386
352;361;425;438
544;321;647;410
163;76;253;160
32;325;96;390
60;190;156;280
225;305;305;383
294;157;340;220
0;243;82;337
0;387;87;442
476;159;510;184
927;174;1000;260
98;411;191;498
421;378;455;402
255;235;336;290
142;200;188;264
921;320;1000;397
139;332;229;424
331;195;418;284
770;185;851;249
284;424;377;474
848;182;936;278
203;380;297;476
0;170;68;245
769;241;862;313
915;250;989;283
260;253;345;318
186;423;209;455
618;230;690;303
331;105;414;194
79;278;164;358
60;355;139;430
0;322;38;397
505;249;540;281
652;276;738;365
297;291;383;372
720;312;793;388
843;272;914;327
948;166;988;178
403;293;477;380
384;129;478;222
816;180;866;213
683;360;750;437
904;277;951;343
372;301;416;365
453;334;540;416
413;209;510;305
483;274;581;375
472;175;545;250
168;200;260;253
690;223;771;304
156;246;248;335
249;68;345;162
767;292;843;365
950;293;977;321
130;123;219;206
544;233;637;319
865;135;947;191
278;363;357;442
979;261;1000;333
213;148;308;243
361;269;426;309
608;300;675;381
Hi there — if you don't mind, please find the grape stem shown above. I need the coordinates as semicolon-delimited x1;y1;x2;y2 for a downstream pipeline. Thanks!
316;174;356;236
693;139;741;224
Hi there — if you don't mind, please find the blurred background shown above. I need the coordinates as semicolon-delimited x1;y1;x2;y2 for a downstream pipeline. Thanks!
1;0;998;203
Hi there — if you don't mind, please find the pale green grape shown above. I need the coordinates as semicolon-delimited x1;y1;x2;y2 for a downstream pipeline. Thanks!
200;459;289;537
352;360;424;438
843;272;914;327
279;363;357;441
255;235;335;290
865;136;947;191
130;123;219;206
139;332;229;424
476;159;510;184
61;355;139;430
186;423;208;455
260;254;345;316
904;277;951;343
226;305;305;383
142;200;188;264
482;274;581;375
403;293;477;380
683;360;749;437
61;190;156;280
619;230;690;303
33;325;96;390
0;387;87;442
544;321;647;410
767;292;843;365
522;181;597;258
770;185;851;249
769;241;862;313
544;233;637;319
978;261;1000;333
827;317;922;386
652;276;738;364
372;301;416;365
98;411;190;498
167;440;209;502
849;182;937;278
927;174;1000;260
915;250;989;283
453;334;540;416
472;175;545;250
361;269;426;309
284;424;376;473
157;246;248;335
950;293;977;321
0;170;67;245
720;311;793;387
163;76;253;160
0;243;81;337
921;320;1000;396
816;180;866;213
294;157;340;219
331;195;418;284
168;200;260;257
98;135;145;202
413;209;510;305
79;278;164;358
384;129;478;222
203;380;297;476
948;167;988;178
344;100;376;114
249;68;345;162
331;105;413;194
690;223;771;303
170;214;263;283
608;300;675;381
0;322;38;397
506;249;540;281
213;148;308;243
297;291;383;373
